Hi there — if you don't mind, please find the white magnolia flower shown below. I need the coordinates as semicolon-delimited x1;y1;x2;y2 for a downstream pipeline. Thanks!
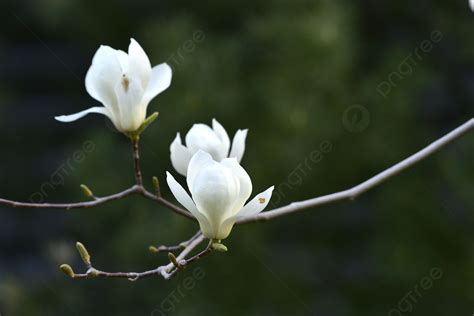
170;119;248;176
471;0;474;12
167;151;274;240
55;38;172;133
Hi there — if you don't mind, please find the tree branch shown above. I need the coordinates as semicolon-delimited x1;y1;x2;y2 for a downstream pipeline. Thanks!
64;235;207;281
0;119;471;228
131;138;143;186
0;137;195;220
149;231;202;253
0;184;195;220
0;185;141;210
10;115;469;282
237;118;474;224
140;189;195;220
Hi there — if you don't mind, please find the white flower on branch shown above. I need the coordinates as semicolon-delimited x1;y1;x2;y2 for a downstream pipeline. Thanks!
55;39;172;133
170;119;247;176
167;151;274;240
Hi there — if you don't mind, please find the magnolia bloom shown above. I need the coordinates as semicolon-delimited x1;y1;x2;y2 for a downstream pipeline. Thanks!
170;119;248;176
167;151;274;240
471;0;474;11
55;39;172;132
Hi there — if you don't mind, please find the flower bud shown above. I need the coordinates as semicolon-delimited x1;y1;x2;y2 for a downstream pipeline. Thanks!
76;242;91;265
60;264;75;278
80;184;94;198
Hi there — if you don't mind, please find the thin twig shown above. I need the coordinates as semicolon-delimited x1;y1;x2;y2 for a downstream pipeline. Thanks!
183;241;213;266
237;118;474;224
150;231;202;253
70;235;207;281
0;119;472;225
141;189;195;220
131;138;143;186
162;235;210;278
0;181;194;219
0;182;194;220
0;186;141;210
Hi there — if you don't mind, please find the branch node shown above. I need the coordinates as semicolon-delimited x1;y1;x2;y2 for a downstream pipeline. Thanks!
127;273;139;282
86;267;99;277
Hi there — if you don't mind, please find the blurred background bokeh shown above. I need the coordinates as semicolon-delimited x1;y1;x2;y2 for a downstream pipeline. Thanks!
0;0;473;315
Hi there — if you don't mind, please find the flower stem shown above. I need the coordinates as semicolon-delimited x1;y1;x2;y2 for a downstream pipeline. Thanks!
131;138;143;186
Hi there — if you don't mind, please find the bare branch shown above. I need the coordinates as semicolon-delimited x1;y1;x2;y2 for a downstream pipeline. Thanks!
0;185;141;210
237;118;474;224
0;184;195;220
1;118;471;228
0;134;195;220
149;231;202;253
183;241;213;266
140;189;195;220
65;235;207;281
131;138;143;186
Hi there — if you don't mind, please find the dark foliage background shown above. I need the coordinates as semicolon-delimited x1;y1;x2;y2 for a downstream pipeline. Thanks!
0;0;473;315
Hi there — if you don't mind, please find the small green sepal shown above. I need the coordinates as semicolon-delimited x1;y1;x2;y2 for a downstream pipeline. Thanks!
211;240;228;252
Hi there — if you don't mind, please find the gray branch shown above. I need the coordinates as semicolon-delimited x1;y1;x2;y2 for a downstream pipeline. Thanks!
67;234;206;281
237;118;474;224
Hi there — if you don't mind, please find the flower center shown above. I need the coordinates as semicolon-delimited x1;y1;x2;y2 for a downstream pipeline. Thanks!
121;74;130;92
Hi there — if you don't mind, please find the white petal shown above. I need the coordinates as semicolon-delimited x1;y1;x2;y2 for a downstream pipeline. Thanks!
220;158;252;215
185;124;227;161
115;49;129;72
191;161;240;237
170;133;193;176
143;63;172;104
238;186;274;218
55;106;111;123
212;118;230;156
114;75;146;132
217;215;238;240
186;150;213;192
166;172;198;216
194;212;214;239
166;172;213;237
229;129;248;163
471;0;474;12
127;38;151;89
85;45;122;116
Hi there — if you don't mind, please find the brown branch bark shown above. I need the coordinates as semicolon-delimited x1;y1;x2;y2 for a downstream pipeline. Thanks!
131;138;143;186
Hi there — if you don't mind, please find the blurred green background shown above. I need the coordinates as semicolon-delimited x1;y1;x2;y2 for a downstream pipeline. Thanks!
0;0;473;315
